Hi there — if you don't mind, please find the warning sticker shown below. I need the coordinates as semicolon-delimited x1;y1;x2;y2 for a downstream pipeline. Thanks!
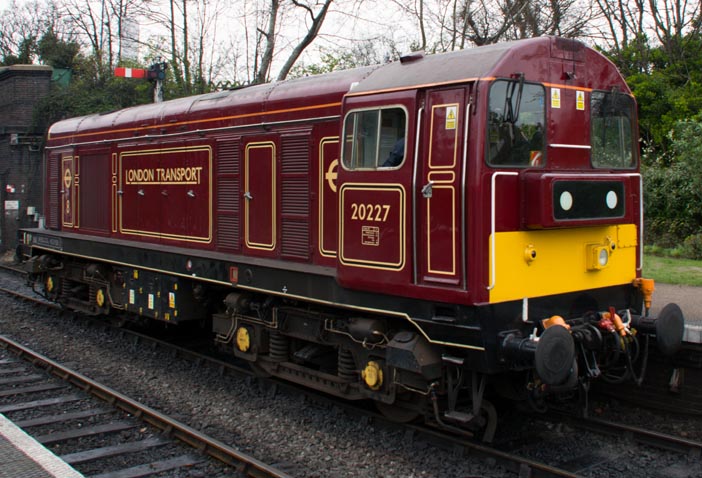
445;106;457;130
576;90;585;110
551;88;561;109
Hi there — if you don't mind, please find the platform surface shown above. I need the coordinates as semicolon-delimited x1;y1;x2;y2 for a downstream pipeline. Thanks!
649;283;701;343
0;414;84;478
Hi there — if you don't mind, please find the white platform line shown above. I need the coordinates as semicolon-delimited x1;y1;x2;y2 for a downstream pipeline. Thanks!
0;414;84;478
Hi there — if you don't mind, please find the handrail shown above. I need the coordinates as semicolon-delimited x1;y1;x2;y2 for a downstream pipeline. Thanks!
549;143;591;150
412;107;424;284
461;102;471;289
487;171;518;291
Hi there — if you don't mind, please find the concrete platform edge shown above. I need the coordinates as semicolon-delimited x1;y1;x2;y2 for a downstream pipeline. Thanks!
0;414;84;478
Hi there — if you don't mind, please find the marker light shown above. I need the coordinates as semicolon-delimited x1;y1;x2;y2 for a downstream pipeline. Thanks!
598;247;609;267
587;244;610;271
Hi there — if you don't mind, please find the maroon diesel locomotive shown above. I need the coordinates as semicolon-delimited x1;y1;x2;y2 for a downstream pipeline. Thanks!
20;36;684;439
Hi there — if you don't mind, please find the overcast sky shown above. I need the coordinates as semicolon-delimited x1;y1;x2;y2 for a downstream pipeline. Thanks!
0;0;415;79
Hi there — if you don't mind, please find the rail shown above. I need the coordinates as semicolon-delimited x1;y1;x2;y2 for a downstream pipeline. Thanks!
0;334;293;478
550;411;702;459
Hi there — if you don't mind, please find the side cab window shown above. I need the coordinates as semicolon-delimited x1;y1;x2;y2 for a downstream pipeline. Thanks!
342;107;407;170
590;90;636;169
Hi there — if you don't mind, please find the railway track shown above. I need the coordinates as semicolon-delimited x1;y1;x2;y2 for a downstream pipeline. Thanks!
553;412;702;458
0;335;293;478
491;414;701;477
1;265;701;477
592;341;702;416
0;277;585;477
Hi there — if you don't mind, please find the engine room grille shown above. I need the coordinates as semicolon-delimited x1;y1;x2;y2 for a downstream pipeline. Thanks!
216;139;240;251
280;134;310;259
47;153;60;229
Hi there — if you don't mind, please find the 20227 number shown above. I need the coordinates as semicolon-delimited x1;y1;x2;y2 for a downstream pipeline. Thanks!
350;203;390;222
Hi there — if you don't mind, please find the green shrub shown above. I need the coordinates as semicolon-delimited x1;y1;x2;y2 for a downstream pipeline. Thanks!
643;120;702;248
682;234;702;260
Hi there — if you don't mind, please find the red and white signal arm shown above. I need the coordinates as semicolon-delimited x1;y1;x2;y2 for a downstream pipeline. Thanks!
114;67;147;79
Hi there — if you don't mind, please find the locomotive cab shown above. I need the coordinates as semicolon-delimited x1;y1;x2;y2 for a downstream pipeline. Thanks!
334;37;684;428
478;44;685;406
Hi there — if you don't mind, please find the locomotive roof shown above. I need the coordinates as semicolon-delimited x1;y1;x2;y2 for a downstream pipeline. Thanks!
48;36;625;144
347;41;515;95
48;64;379;142
348;36;627;96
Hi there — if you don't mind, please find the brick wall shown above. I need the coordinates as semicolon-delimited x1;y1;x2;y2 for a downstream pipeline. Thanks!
0;66;53;129
0;65;53;253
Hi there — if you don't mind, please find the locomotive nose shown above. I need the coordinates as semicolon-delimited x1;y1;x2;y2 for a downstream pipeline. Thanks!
631;302;685;356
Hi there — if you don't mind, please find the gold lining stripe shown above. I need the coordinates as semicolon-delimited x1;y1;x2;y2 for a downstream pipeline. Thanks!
244;141;277;251
318;137;339;258
346;77;485;97
427;171;455;184
346;77;603;98
49;102;343;141
74;156;80;229
423;97;460;279
111;153;117;233
118;146;213;244
29;243;485;351
61;156;74;228
339;183;406;270
427;185;457;275
543;82;594;92
111;183;117;233
428;103;459;170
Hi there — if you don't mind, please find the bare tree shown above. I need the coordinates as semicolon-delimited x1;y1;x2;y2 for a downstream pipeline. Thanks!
158;0;193;91
591;0;649;75
390;0;428;51
107;0;148;64
57;0;152;76
0;0;64;63
458;0;592;46
275;0;333;80
191;0;227;92
254;0;280;84
648;0;701;84
592;0;701;75
649;0;698;42
389;0;593;54
594;0;646;54
59;0;112;73
648;0;701;55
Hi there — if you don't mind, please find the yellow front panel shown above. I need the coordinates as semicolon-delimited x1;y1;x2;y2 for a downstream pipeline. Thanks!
488;224;638;303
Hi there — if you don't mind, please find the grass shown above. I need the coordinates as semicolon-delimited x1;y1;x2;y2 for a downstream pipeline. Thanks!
643;254;702;286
